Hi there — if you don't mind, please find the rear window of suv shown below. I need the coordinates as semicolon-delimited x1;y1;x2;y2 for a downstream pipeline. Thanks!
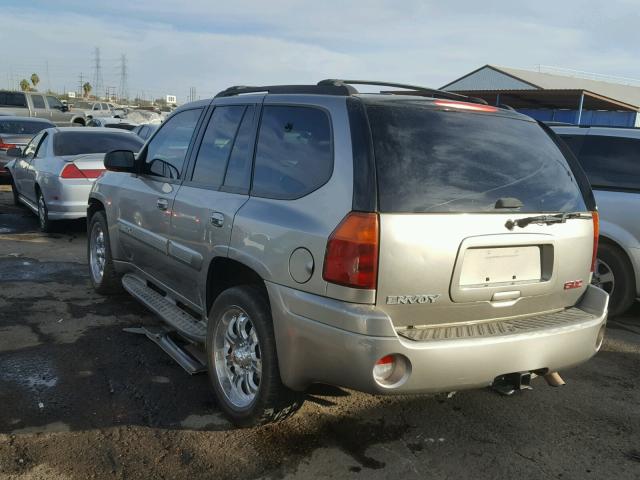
0;92;27;108
366;101;587;213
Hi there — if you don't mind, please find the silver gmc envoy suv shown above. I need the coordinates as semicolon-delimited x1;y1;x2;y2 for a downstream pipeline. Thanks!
87;80;608;426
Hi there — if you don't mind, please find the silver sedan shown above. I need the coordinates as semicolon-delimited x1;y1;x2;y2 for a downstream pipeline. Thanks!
6;127;143;232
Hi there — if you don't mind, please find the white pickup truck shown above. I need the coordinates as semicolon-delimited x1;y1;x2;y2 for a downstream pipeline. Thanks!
0;90;86;126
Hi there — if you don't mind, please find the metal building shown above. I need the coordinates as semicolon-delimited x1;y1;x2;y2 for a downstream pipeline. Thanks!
442;65;640;127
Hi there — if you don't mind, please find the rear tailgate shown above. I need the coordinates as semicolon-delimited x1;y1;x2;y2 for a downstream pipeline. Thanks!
364;98;596;328
377;213;594;327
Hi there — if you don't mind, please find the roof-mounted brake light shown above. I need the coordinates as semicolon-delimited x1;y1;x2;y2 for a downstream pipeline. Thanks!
434;100;498;112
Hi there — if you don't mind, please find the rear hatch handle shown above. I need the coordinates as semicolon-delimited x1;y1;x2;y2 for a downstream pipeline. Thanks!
505;212;592;230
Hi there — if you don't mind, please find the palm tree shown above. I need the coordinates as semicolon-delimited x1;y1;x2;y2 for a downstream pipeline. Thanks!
20;79;30;92
30;73;40;90
82;82;92;98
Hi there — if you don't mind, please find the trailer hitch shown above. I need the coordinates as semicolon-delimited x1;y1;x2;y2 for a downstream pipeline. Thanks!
492;372;533;396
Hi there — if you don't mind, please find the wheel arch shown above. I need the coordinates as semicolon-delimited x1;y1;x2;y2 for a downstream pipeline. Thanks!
205;257;268;316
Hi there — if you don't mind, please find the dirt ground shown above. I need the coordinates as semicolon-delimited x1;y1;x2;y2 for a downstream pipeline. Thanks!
1;183;639;480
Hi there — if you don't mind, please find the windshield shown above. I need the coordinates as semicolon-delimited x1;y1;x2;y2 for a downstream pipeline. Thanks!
366;102;587;213
0;120;52;135
53;132;143;156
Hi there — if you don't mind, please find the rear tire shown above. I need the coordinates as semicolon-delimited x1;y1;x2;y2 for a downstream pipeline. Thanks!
36;189;53;233
206;285;303;427
593;243;635;317
87;211;122;294
9;175;20;206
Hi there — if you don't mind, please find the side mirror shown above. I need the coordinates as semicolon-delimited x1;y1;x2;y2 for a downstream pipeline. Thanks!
104;150;137;173
61;105;69;112
6;147;23;158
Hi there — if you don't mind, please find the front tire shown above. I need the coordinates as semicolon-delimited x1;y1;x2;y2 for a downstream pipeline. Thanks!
206;285;303;427
593;243;636;317
88;211;122;294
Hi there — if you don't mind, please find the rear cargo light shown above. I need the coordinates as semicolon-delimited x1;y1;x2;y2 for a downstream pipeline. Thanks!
322;212;379;290
60;163;104;179
434;100;498;112
0;137;17;151
591;211;599;273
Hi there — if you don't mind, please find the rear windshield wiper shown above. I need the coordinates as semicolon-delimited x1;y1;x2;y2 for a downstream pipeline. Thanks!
505;212;592;230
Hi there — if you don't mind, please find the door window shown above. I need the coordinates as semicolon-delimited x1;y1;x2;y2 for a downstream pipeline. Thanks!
224;106;256;191
34;134;49;158
47;96;64;110
191;106;245;188
144;108;202;180
31;95;46;109
575;135;640;190
23;132;44;158
252;106;333;199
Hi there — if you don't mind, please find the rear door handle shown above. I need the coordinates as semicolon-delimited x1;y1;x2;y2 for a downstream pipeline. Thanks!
157;198;169;211
210;212;224;227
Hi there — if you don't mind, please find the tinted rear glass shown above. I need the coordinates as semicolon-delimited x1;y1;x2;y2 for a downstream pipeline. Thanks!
0;120;52;135
569;135;640;191
366;102;587;213
54;132;143;156
252;106;332;199
0;92;27;108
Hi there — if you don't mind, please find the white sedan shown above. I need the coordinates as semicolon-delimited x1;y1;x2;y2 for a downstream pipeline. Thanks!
5;128;143;232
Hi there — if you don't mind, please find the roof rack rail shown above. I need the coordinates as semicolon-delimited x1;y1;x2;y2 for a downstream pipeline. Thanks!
317;79;489;105
214;83;357;98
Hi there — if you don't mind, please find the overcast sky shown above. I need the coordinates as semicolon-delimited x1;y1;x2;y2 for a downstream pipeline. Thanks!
2;0;639;102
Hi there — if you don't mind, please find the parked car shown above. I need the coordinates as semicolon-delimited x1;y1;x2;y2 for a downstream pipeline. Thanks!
86;117;138;131
72;101;113;119
87;80;607;427
552;125;640;316
0;116;55;177
0;91;86;126
131;123;158;141
5;128;143;232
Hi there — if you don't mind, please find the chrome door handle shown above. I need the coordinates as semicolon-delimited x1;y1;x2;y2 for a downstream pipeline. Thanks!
210;212;224;227
157;198;169;211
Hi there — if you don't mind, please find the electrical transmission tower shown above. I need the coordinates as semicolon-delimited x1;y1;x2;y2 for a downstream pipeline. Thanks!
93;47;104;100
118;54;128;103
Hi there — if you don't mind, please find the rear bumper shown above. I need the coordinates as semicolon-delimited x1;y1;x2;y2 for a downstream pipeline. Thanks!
267;283;608;394
44;180;93;220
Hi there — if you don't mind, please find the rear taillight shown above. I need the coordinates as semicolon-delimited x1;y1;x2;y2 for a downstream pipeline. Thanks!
591;211;599;273
0;137;16;151
60;163;104;179
322;212;379;290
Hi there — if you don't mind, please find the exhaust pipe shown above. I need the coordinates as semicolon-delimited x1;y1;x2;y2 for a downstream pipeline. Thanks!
543;371;565;387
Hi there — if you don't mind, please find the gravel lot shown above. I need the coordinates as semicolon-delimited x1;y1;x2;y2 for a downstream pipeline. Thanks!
1;184;639;480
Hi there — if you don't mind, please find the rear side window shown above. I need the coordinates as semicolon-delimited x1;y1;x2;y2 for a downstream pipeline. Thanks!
366;102;587;213
252;106;332;199
0;92;27;108
31;95;46;109
572;135;640;191
54;132;144;156
191;106;245;187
